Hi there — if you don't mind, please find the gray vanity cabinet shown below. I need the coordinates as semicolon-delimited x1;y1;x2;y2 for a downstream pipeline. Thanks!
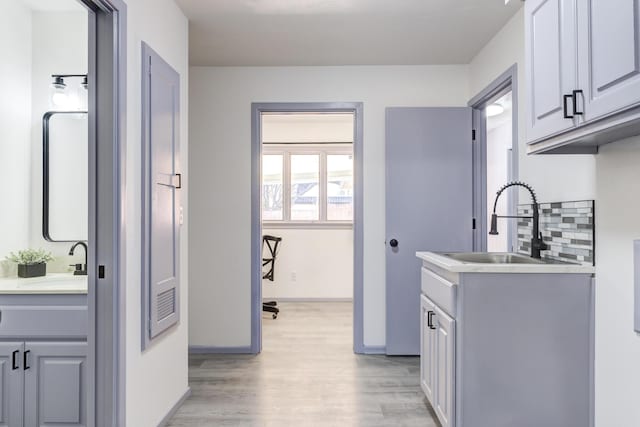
577;0;640;122
24;342;87;427
0;294;88;426
0;342;24;427
524;0;579;141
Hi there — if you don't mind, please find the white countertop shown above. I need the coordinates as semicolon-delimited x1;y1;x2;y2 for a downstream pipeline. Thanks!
0;273;88;294
416;251;595;274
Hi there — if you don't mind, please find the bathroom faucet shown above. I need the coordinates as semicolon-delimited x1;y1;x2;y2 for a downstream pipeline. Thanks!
68;241;88;276
489;181;549;259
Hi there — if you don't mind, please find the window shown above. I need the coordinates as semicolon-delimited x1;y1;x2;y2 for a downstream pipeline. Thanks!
262;144;353;226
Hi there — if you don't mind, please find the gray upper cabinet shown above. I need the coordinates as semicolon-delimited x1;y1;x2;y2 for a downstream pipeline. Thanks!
0;342;24;427
525;0;579;142
578;0;640;121
526;0;640;153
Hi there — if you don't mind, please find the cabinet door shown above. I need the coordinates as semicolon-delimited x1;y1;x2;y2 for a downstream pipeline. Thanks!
0;342;24;427
525;0;579;142
434;306;456;427
420;295;436;405
24;342;88;427
578;0;640;121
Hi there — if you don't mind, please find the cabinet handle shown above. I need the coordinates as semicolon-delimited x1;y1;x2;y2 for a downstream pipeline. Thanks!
573;90;584;116
12;350;19;370
23;350;30;370
563;94;574;119
427;311;437;330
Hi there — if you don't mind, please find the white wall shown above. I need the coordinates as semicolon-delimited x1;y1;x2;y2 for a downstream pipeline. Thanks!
468;8;596;203
30;10;88;272
594;138;640;426
123;0;189;426
0;1;32;277
486;119;512;252
262;228;353;300
189;65;470;348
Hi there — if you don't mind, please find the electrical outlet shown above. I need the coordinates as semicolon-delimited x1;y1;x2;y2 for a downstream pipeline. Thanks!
291;271;297;282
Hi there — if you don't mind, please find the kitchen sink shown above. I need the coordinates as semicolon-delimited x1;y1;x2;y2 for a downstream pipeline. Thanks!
440;252;549;264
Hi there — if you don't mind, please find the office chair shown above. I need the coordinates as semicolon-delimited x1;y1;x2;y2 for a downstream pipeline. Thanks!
262;235;282;319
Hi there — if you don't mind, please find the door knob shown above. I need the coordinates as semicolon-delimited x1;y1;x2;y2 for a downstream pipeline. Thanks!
389;239;398;248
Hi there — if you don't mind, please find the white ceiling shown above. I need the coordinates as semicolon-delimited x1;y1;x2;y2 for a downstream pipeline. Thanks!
176;0;522;66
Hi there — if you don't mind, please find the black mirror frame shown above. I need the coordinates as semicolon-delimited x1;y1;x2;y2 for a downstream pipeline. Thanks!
42;110;88;242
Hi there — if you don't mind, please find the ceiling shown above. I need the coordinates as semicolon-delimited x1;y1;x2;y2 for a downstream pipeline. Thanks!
176;0;522;66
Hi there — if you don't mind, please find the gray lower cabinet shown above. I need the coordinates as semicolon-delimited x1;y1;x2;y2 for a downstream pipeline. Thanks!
526;0;640;153
0;342;25;427
420;295;455;427
419;265;594;427
0;341;87;427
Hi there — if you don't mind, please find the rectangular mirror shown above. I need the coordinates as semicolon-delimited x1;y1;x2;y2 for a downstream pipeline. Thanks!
43;111;88;242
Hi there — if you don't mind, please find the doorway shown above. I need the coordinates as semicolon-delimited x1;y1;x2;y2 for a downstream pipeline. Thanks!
469;65;519;252
251;103;364;354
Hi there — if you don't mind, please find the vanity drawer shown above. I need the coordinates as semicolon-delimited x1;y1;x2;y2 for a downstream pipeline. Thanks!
421;268;457;318
0;305;87;339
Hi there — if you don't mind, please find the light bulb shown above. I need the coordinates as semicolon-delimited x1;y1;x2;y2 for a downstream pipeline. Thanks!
486;103;505;117
52;90;69;107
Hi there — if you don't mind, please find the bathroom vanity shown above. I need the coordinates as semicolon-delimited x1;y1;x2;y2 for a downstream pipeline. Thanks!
0;274;88;426
416;252;595;427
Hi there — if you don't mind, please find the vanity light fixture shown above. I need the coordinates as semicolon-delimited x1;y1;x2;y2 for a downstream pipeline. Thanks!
50;74;88;109
486;103;505;117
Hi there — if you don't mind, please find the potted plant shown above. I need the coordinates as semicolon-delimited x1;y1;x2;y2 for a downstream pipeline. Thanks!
5;249;54;278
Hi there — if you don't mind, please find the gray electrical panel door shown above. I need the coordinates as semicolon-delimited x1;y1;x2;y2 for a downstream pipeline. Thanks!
385;107;473;355
142;42;181;345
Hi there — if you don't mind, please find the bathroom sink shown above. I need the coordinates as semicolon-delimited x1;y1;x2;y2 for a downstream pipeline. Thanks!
441;252;548;265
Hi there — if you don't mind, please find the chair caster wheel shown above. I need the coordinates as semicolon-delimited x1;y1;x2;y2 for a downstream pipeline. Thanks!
272;314;278;319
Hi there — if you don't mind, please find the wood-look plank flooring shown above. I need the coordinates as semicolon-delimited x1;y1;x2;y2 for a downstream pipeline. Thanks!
168;302;438;426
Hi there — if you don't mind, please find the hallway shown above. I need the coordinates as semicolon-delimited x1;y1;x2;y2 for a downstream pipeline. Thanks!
168;302;438;426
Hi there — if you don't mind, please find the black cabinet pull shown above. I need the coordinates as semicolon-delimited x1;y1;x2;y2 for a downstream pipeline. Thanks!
563;94;574;119
573;90;584;116
427;311;437;330
389;239;398;248
12;350;19;370
24;350;30;370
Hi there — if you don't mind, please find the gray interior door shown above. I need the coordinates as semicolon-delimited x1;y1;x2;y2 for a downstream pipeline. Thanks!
385;107;473;355
142;42;181;345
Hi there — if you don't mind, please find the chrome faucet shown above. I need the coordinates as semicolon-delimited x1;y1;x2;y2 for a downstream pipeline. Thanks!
68;241;88;276
489;181;549;259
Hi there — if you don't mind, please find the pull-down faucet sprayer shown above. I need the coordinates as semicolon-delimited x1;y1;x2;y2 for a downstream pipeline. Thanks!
489;181;548;259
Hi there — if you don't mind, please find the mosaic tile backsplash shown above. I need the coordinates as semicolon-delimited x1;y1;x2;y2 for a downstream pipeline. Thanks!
517;200;595;266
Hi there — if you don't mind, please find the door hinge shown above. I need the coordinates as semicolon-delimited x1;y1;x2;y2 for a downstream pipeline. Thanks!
472;129;476;141
472;218;477;230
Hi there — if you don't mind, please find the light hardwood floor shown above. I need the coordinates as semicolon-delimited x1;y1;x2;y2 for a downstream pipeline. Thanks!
168;302;439;426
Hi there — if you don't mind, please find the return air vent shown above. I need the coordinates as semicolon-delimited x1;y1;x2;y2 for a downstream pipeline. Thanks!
157;289;176;321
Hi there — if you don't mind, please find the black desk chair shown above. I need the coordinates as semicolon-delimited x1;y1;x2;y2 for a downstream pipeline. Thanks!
262;235;282;319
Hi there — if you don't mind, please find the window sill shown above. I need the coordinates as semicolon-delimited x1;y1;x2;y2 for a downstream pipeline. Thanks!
263;221;353;230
